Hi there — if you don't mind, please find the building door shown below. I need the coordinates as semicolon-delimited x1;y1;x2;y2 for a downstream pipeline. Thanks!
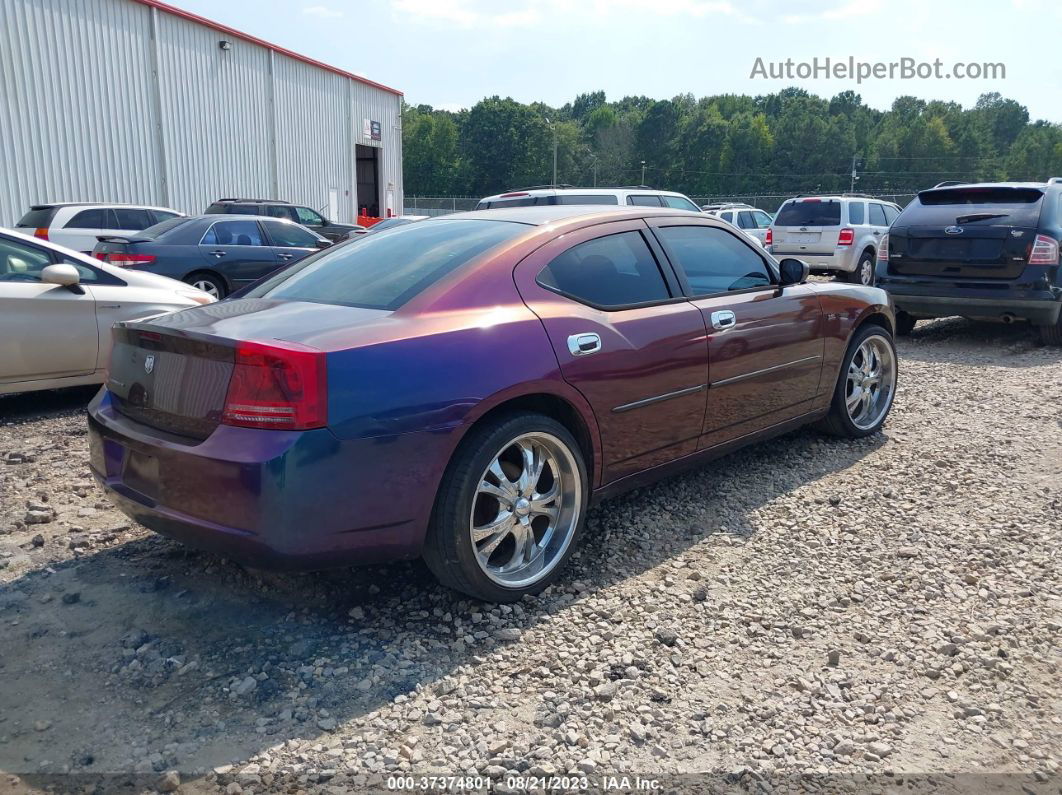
356;145;380;217
327;188;339;223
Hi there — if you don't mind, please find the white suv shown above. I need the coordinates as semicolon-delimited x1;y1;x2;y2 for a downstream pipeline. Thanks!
15;202;185;254
476;186;703;212
767;195;900;285
702;203;774;245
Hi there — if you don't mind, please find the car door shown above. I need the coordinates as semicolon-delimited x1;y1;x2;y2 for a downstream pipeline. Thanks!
513;219;709;484
53;207;109;254
0;236;98;382
647;219;825;446
198;219;279;287
261;219;321;269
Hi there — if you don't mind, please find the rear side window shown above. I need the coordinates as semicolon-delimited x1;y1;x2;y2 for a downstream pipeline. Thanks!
140;217;193;240
538;231;670;309
204;203;226;214
775;200;842;227
265;205;296;220
655;225;772;295
661;195;700;212
228;204;260;215
553;194;619;205
150;210;181;224
65;208;107;229
16;208;58;228
265;221;318;248
247;219;524;310
112;208;154;230
869;203;888;226
737;211;755;229
753;211;773;228
295;207;325;226
627;195;663;207
202;220;265;246
884;205;900;224
484;197;537;208
848;202;865;225
719;212;733;223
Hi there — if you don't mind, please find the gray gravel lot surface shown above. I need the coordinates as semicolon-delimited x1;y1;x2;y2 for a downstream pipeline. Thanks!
0;318;1059;793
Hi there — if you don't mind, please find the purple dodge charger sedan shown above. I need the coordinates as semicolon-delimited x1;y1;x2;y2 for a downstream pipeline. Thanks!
88;206;897;602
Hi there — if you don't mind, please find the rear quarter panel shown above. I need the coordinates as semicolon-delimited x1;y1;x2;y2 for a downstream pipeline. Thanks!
808;283;895;398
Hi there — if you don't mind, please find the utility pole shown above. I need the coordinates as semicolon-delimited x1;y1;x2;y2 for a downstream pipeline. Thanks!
546;117;558;186
640;160;646;185
850;153;861;193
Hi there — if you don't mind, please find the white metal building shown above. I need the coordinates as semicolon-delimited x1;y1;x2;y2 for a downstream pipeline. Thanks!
0;0;403;225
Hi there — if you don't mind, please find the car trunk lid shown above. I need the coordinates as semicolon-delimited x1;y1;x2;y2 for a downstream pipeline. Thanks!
106;299;391;439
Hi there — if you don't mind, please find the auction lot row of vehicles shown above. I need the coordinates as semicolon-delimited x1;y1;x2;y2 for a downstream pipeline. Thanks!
5;176;1062;601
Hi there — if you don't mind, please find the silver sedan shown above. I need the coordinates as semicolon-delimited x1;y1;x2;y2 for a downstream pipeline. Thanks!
0;228;214;395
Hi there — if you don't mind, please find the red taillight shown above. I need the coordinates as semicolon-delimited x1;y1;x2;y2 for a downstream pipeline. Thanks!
837;228;855;246
105;253;157;267
93;251;107;260
877;233;889;261
222;340;327;431
499;192;530;198
801;198;821;203
764;227;773;246
33;227;49;240
1028;234;1059;265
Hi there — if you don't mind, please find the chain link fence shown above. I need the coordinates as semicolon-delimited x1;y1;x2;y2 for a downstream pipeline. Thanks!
403;192;920;217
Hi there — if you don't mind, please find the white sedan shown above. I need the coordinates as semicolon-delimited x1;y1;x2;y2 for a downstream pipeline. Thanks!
0;228;214;396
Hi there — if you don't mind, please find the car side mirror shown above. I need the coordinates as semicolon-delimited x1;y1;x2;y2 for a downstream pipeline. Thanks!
315;239;332;249
42;263;81;288
778;258;809;287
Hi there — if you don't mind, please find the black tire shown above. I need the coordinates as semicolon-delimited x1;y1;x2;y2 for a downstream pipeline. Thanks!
423;413;589;603
1040;322;1062;346
816;324;897;438
183;272;227;299
843;253;876;286
895;311;917;337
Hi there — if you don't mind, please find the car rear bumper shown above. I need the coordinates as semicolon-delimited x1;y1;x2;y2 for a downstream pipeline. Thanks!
768;249;855;272
878;280;1062;325
87;389;444;570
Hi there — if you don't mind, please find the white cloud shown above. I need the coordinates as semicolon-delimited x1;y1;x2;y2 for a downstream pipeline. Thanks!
782;0;883;24
303;4;344;19
391;0;538;28
390;0;756;28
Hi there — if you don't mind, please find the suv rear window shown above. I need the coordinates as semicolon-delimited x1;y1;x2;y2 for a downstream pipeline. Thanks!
774;200;842;227
553;194;619;205
246;219;526;310
16;208;58;228
901;187;1046;227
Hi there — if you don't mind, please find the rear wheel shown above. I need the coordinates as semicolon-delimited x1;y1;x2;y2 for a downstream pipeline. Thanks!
843;253;876;286
423;413;588;602
1039;318;1062;346
817;324;897;438
895;311;917;336
184;272;226;299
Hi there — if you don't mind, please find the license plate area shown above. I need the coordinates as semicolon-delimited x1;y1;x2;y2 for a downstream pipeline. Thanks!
123;450;159;499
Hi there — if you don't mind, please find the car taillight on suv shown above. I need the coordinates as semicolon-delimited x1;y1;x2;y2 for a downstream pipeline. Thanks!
1028;234;1059;265
877;233;889;262
837;228;855;247
222;340;328;430
764;227;772;246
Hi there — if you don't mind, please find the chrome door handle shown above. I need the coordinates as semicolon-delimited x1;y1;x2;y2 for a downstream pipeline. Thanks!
567;332;602;356
278;253;294;260
210;250;226;257
710;310;736;330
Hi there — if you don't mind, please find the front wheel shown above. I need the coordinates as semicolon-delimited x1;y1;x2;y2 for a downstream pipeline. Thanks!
817;324;898;438
423;413;588;602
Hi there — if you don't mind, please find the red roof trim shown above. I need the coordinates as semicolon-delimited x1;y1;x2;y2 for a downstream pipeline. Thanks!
131;0;403;96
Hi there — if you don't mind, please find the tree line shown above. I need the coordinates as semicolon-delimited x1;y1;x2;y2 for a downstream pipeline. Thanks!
402;89;1062;200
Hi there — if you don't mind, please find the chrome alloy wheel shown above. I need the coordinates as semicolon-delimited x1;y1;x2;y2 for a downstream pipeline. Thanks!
859;258;874;285
469;432;582;588
192;279;221;299
845;334;896;430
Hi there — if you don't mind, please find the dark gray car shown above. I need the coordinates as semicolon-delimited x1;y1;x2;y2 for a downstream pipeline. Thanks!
205;199;364;242
91;215;331;299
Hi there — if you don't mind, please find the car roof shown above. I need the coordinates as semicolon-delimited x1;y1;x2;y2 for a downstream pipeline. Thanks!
437;205;708;225
30;202;181;212
212;198;292;205
479;186;692;201
921;181;1052;191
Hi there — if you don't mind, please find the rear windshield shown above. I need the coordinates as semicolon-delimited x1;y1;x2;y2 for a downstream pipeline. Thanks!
138;217;193;240
901;187;1046;227
245;219;526;310
774;200;842;227
16;208;58;228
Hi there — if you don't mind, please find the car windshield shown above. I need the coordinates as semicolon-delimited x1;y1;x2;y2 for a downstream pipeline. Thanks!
774;200;842;227
244;219;527;310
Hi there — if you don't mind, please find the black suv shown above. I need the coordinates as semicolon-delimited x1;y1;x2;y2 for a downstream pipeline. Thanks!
877;179;1062;344
205;199;363;242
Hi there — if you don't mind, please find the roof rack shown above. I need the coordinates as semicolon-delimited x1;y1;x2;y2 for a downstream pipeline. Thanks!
503;184;575;192
841;192;874;198
1048;177;1062;184
932;181;966;188
216;197;291;203
618;185;654;190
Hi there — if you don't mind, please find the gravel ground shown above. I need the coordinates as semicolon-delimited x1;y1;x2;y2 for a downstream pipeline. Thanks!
0;318;1059;794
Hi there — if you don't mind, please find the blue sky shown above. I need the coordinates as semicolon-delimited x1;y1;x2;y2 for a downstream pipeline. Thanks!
170;0;1062;123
